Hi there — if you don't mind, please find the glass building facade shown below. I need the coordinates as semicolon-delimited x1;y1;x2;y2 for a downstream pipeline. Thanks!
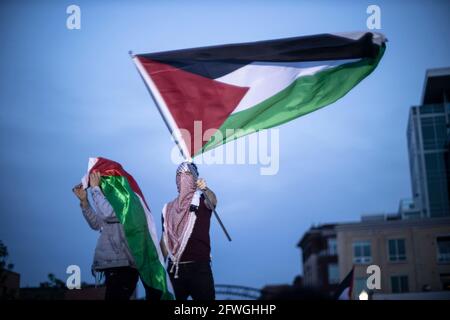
407;68;450;218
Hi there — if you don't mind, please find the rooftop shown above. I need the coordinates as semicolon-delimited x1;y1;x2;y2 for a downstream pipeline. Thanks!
298;215;450;246
297;223;336;248
421;67;450;104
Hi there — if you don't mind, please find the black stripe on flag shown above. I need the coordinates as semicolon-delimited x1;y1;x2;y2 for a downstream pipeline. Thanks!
137;32;383;79
333;267;355;300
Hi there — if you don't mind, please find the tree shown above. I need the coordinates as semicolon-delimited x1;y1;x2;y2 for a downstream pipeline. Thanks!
0;240;14;272
0;240;16;299
39;273;66;289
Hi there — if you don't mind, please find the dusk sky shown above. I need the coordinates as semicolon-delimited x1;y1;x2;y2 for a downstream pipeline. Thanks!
1;0;449;297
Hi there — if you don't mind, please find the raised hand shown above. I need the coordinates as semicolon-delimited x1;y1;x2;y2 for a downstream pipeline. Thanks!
89;171;101;188
196;178;207;191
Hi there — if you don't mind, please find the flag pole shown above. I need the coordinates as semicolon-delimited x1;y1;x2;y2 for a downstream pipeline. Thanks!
129;51;232;242
186;162;232;242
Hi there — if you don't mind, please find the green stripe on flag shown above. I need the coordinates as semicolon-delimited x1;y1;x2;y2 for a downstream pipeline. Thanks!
198;45;385;155
100;175;174;300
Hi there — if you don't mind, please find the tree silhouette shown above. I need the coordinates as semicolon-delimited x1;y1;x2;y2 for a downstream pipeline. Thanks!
0;240;16;299
39;273;66;289
0;240;14;273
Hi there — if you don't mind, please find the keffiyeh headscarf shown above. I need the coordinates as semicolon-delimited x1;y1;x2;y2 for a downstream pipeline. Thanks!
163;162;201;277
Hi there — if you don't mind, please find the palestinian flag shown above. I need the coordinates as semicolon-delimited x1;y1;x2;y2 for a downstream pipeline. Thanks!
81;157;174;300
133;32;386;158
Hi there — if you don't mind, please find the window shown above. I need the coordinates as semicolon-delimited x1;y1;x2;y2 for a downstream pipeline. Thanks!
327;264;340;285
388;239;406;262
327;238;337;256
391;275;409;293
353;241;372;264
440;274;450;291
437;236;450;263
420;115;447;150
425;153;450;217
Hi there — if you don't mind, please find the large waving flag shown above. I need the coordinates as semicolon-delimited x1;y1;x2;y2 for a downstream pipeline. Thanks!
81;157;174;300
132;32;386;158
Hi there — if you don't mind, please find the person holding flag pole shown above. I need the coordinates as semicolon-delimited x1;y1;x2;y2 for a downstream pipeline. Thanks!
160;162;218;300
129;51;232;242
130;51;230;299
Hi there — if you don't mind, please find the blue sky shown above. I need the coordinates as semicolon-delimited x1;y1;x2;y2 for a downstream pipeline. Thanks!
0;0;449;296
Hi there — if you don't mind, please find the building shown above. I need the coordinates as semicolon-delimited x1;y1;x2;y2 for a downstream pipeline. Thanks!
0;270;20;299
297;224;339;295
298;215;450;299
407;67;450;218
336;215;450;299
297;68;450;299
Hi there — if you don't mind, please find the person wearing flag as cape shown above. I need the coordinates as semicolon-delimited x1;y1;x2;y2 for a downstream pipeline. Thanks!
160;162;218;300
72;171;163;300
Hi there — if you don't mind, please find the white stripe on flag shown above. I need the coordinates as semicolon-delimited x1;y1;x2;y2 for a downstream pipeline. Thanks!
81;157;99;189
136;193;174;296
216;59;359;114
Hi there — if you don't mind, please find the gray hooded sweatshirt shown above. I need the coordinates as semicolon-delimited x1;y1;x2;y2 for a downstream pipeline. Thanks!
81;186;136;272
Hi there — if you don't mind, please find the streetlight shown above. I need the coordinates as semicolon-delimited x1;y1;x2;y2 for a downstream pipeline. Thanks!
359;290;369;300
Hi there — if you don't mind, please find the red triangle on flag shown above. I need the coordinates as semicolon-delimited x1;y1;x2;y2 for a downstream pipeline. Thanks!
138;57;249;156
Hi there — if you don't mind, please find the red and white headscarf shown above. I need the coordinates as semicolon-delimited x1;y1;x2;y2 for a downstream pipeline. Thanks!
162;162;201;278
